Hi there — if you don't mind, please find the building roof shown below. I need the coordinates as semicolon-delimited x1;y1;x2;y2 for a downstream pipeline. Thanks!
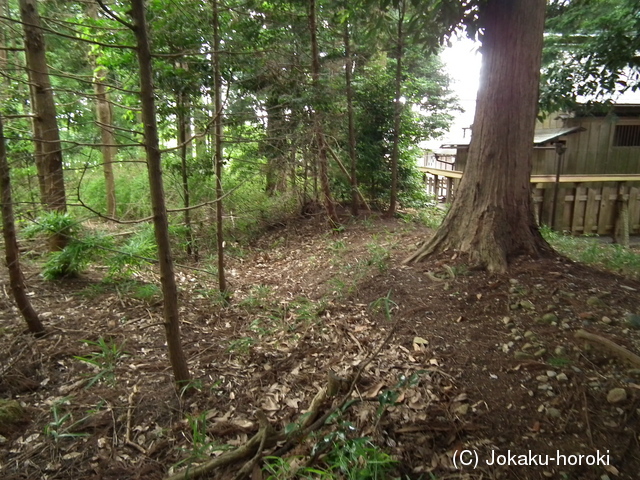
440;126;585;149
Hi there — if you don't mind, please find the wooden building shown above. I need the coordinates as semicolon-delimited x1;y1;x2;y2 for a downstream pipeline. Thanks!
421;104;640;238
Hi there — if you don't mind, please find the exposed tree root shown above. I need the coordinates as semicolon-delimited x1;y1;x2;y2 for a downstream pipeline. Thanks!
575;329;640;368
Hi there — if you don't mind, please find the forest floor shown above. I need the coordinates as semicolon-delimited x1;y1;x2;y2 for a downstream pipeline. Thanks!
1;213;640;480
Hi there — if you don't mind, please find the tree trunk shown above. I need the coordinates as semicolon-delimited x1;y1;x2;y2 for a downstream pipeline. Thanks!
212;0;227;295
93;67;117;218
19;0;67;250
0;115;45;336
129;0;190;385
309;0;339;226
344;20;358;216
88;1;117;218
404;0;551;273
387;0;405;217
176;87;195;258
264;95;287;195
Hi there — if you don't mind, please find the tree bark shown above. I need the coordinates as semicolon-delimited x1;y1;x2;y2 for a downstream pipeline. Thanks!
93;67;117;218
88;1;117;218
343;20;358;216
0;115;45;336
308;0;339;226
264;95;289;196
212;0;227;294
404;0;552;272
129;0;190;385
177;90;195;258
19;0;67;250
387;0;405;217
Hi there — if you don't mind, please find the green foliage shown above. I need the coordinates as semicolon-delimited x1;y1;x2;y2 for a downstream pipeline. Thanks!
352;51;455;209
263;456;334;479
239;284;275;309
325;435;397;480
541;226;640;279
541;0;640;114
23;211;80;239
369;291;397;321
107;225;157;279
24;212;112;279
227;336;256;355
548;356;571;368
77;164;154;220
398;204;447;229
43;397;90;442
174;411;230;470
74;338;127;388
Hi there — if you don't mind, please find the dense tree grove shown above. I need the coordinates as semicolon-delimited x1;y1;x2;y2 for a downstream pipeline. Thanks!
1;0;458;226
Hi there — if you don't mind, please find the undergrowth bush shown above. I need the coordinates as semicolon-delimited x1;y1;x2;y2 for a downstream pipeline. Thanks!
24;212;112;279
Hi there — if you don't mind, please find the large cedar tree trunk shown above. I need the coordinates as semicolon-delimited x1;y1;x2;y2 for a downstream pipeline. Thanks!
19;0;67;250
1;116;45;336
129;0;190;385
404;0;551;272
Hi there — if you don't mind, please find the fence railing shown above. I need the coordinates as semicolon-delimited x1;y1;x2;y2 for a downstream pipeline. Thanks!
418;167;640;236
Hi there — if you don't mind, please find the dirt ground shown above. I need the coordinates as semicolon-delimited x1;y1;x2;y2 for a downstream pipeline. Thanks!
1;215;640;480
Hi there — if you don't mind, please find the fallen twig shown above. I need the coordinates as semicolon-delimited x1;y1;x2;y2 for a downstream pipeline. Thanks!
125;385;146;454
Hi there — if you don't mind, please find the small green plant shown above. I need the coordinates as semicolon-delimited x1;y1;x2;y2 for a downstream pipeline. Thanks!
24;212;112;279
325;436;397;479
44;397;90;443
174;411;230;469
369;291;397;321
365;242;390;273
130;283;161;302
107;225;157;279
227;336;255;355
329;239;347;253
399;205;447;229
239;284;274;308
262;456;335;479
548;356;571;367
76;283;108;299
74;338;126;388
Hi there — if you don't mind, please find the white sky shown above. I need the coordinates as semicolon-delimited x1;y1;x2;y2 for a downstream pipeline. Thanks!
427;36;640;153
422;37;482;152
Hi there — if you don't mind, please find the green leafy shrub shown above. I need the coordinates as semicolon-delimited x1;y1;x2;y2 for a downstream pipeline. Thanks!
24;212;112;279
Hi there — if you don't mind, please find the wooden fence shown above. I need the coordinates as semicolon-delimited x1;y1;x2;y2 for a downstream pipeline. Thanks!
419;167;640;236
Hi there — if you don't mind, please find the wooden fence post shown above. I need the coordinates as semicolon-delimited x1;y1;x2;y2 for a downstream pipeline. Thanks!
613;181;630;247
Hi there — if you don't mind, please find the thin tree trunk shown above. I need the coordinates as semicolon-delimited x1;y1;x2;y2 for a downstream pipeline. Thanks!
19;0;67;250
0;115;45;336
404;0;551;272
309;0;339;226
387;0;405;217
94;67;117;218
128;0;190;385
212;0;227;294
177;90;195;258
344;21;359;216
